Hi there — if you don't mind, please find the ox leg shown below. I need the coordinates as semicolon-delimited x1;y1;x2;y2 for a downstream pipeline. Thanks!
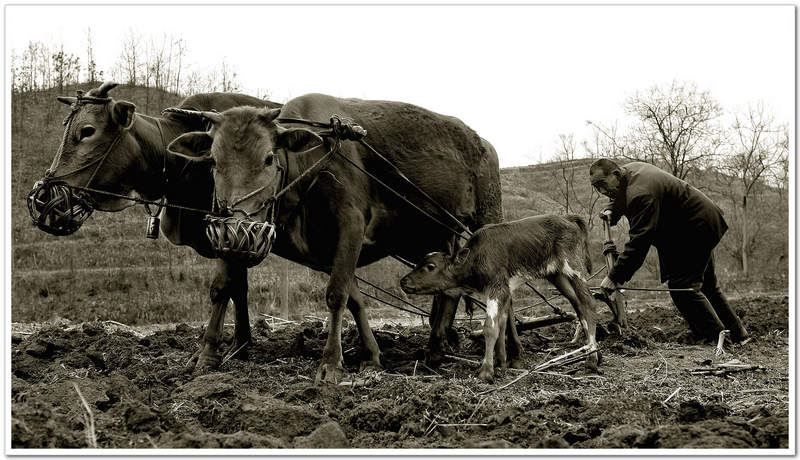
347;283;382;371
479;290;508;383
549;273;599;372
192;259;236;370
228;261;251;361
315;211;374;384
426;294;458;367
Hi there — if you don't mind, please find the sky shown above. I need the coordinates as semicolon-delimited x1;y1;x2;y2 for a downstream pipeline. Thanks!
4;3;795;168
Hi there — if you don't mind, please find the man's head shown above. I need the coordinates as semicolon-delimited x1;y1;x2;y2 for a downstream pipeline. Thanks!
589;158;623;199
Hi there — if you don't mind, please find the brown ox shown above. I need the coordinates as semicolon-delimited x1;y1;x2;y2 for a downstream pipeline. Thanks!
400;214;600;382
31;82;281;368
168;93;505;383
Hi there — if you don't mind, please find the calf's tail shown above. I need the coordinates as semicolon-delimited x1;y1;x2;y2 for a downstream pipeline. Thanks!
565;214;592;274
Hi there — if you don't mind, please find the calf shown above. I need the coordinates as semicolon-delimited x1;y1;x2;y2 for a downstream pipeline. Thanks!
400;214;599;382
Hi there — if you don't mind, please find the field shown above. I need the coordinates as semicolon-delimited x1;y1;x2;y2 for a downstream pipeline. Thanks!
11;293;789;449
9;86;790;450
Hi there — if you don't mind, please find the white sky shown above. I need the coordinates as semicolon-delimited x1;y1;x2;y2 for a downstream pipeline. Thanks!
4;3;795;167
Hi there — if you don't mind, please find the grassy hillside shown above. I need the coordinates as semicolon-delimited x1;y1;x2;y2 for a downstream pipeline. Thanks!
10;86;788;325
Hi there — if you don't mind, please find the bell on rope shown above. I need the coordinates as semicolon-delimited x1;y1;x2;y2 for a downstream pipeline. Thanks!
145;215;160;239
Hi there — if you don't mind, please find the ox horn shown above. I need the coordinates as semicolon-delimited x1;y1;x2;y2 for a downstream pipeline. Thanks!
94;81;119;98
201;111;224;125
57;96;77;106
260;107;281;124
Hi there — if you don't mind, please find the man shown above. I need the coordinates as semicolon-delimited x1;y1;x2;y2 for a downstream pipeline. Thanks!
589;158;747;343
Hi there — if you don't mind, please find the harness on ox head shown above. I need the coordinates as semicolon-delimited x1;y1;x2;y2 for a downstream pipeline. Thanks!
28;88;168;238
203;115;363;267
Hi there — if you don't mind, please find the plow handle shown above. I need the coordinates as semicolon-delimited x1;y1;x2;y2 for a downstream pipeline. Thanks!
600;212;628;328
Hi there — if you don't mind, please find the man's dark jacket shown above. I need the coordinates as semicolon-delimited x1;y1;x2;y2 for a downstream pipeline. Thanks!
607;162;727;285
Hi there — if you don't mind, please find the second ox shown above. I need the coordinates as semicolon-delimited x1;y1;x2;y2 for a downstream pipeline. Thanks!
168;93;506;383
400;214;600;382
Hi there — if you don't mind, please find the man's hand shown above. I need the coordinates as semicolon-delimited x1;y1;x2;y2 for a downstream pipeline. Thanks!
600;276;619;296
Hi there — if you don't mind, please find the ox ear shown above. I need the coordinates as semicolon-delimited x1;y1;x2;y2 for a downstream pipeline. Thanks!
110;100;136;128
275;127;324;153
168;132;214;160
453;247;470;265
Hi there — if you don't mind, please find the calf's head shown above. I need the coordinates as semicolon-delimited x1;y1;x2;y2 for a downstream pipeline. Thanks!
400;249;470;296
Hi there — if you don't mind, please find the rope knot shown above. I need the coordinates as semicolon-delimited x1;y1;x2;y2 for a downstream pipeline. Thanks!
329;114;367;141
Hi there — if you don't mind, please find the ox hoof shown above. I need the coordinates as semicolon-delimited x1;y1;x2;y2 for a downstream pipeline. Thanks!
509;358;523;369
584;351;602;374
424;350;444;368
195;352;222;372
315;363;346;385
359;360;382;373
478;365;495;383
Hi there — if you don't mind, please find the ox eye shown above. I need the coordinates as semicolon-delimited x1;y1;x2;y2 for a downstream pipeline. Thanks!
79;126;96;141
424;263;436;271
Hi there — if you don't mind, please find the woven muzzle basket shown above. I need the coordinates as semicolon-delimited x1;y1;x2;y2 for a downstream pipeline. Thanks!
27;180;94;236
205;215;277;267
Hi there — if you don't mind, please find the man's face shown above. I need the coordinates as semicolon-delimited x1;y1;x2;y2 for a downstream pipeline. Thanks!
591;169;621;199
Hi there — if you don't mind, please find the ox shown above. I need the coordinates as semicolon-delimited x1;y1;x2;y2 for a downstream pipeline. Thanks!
30;82;281;367
400;214;600;382
167;94;506;383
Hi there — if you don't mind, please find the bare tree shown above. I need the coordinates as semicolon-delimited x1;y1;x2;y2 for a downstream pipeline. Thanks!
171;37;186;94
118;29;143;86
86;27;97;84
624;80;723;180
550;134;578;214
719;103;787;276
585;120;626;159
219;59;240;92
52;42;80;93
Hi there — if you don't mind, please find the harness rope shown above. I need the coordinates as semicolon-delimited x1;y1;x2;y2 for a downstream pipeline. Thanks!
33;104;561;316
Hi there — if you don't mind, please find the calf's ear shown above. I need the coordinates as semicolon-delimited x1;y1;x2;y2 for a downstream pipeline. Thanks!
57;96;77;106
453;247;470;265
276;127;323;153
110;100;136;128
168;132;214;158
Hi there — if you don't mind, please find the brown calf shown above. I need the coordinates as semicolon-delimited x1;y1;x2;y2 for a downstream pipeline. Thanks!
400;214;599;382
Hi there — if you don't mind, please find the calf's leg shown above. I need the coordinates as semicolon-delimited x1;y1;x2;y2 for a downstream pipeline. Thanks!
494;296;510;369
506;298;523;368
479;289;509;382
549;273;599;371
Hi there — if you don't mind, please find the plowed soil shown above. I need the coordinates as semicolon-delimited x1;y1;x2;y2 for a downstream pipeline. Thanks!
10;294;789;450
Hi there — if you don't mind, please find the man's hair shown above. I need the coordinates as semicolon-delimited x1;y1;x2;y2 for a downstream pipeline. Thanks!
589;158;620;178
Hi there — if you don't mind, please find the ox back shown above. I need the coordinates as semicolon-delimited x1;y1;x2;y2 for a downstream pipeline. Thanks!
274;93;502;266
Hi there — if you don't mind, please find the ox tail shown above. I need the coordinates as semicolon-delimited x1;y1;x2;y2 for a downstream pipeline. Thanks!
565;214;592;274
